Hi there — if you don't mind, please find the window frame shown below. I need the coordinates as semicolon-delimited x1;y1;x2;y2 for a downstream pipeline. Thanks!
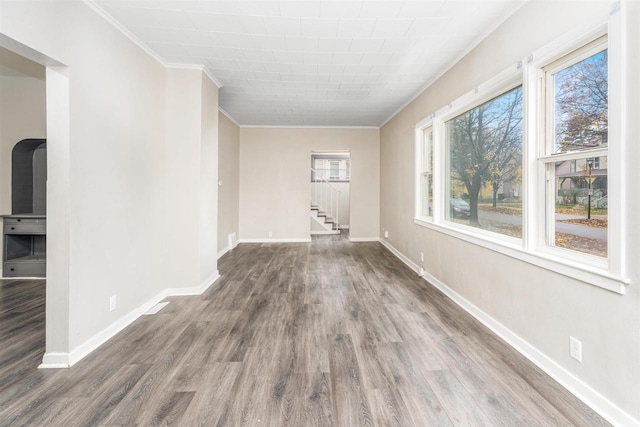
413;14;628;294
536;34;610;269
414;120;434;221
311;154;350;183
442;80;524;245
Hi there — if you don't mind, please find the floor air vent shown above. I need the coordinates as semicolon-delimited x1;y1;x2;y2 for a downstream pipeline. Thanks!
143;302;169;315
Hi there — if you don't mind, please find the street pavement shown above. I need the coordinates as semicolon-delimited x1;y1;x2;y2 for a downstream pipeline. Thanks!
477;211;607;241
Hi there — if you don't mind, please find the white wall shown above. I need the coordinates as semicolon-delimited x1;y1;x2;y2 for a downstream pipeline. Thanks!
198;75;219;284
380;1;640;424
217;111;240;254
239;127;379;240
164;67;219;289
164;68;204;289
0;1;219;364
0;62;46;270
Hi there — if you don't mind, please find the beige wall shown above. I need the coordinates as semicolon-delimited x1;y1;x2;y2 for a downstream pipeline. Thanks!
380;1;639;422
239;127;379;240
0;56;46;215
218;111;240;253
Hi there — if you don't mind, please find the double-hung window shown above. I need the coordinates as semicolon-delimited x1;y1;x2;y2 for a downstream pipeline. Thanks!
414;13;627;293
539;36;609;261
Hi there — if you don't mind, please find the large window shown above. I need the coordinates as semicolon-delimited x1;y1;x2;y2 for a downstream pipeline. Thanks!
414;22;626;293
446;86;523;238
542;37;608;259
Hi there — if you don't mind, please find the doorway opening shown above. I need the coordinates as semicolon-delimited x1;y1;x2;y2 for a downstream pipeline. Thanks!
1;34;70;368
0;45;48;371
310;151;350;235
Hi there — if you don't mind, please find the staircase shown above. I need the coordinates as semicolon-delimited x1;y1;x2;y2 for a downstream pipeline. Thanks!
311;167;341;235
311;202;340;234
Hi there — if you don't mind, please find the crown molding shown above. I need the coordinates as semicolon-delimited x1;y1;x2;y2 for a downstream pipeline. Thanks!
165;63;222;88
240;125;380;130
218;108;241;127
82;0;165;65
83;0;222;89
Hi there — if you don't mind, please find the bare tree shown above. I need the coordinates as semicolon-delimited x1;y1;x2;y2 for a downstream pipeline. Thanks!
448;86;523;225
555;50;608;151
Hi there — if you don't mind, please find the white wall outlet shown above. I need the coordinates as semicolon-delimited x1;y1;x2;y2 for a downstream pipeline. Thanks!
384;230;389;238
109;295;117;312
268;231;273;237
420;252;424;262
570;336;582;362
218;180;223;187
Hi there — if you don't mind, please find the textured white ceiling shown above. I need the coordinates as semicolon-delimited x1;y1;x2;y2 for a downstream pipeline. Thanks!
93;0;525;126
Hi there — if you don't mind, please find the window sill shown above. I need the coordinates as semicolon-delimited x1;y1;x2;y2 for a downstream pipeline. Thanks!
413;217;628;294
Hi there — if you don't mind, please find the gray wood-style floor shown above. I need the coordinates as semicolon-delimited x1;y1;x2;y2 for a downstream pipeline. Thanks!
0;233;608;426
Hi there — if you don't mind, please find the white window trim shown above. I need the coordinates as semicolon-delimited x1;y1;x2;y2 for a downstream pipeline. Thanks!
414;118;433;222
413;10;628;294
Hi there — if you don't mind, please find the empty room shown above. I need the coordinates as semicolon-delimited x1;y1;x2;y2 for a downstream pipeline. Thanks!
0;0;638;425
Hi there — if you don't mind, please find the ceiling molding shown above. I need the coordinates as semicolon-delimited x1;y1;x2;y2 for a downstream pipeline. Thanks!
240;125;379;130
83;0;222;88
218;107;241;127
165;63;222;89
87;0;525;127
203;68;223;89
82;0;165;65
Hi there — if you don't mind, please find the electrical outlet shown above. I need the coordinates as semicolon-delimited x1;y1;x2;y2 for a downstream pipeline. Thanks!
420;252;424;262
570;336;582;362
268;231;273;237
109;295;117;312
384;230;389;238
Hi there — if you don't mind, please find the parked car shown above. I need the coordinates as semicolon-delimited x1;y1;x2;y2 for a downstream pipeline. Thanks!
450;198;471;218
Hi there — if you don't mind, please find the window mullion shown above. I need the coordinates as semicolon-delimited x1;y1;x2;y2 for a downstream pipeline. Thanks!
538;147;609;163
523;61;542;252
432;119;444;224
606;2;625;276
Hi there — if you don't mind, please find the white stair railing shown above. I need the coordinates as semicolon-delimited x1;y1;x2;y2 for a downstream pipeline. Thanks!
311;167;340;230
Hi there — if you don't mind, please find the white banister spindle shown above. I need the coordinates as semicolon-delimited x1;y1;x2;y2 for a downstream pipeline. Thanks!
310;167;341;232
336;190;340;229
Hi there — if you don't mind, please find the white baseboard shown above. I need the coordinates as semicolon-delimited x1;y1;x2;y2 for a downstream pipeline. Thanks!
340;225;350;229
311;230;340;235
166;270;220;296
238;238;312;243
379;239;639;427
39;352;73;368
379;239;421;273
348;237;380;242
217;246;230;259
39;273;221;370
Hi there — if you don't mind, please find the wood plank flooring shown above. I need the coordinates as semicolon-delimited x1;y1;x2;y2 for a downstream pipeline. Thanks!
0;233;609;426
